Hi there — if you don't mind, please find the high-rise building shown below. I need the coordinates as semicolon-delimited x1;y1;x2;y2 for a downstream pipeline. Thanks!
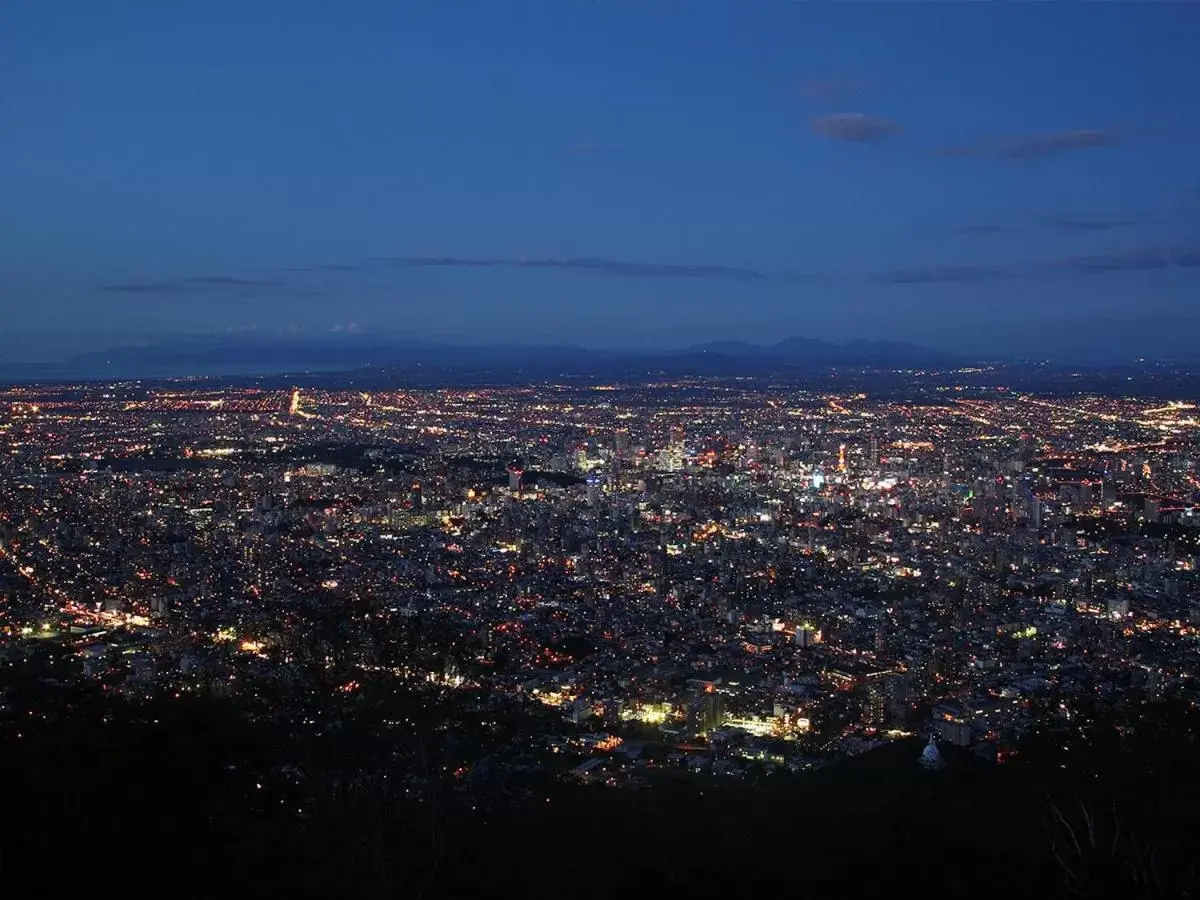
615;429;630;458
795;626;820;648
698;690;726;734
862;680;887;727
664;426;686;472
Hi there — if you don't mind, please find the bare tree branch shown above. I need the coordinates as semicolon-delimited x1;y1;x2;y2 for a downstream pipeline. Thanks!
1049;800;1083;858
1078;799;1096;850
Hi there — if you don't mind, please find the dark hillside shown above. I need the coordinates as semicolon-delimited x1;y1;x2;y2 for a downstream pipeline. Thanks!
1;690;1195;900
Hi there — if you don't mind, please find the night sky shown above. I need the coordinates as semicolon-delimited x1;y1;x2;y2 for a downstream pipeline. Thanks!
4;2;1200;361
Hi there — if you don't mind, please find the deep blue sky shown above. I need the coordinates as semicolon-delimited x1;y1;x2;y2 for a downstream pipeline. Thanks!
4;1;1200;361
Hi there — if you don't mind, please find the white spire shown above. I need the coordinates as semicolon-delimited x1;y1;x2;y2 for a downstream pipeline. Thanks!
919;734;945;770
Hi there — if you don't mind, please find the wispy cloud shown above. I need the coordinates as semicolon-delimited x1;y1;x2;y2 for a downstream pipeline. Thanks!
938;128;1124;160
378;255;764;280
1001;129;1123;160
875;263;1016;284
949;216;1139;237
569;141;600;156
811;113;900;143
1037;216;1138;233
799;76;861;103
180;276;282;286
950;224;1010;237
877;243;1200;284
378;255;503;269
1048;245;1200;274
100;281;194;294
101;276;283;294
103;236;1199;301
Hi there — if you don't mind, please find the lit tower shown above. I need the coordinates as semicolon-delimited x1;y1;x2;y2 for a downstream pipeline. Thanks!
615;429;630;458
667;426;686;472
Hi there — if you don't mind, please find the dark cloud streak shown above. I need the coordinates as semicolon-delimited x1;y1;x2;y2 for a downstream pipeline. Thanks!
99;277;282;297
878;244;1200;284
875;263;1016;285
811;113;900;143
181;276;283;286
378;255;764;280
102;239;1199;299
100;282;195;295
101;276;284;295
950;224;1009;237
1038;217;1137;233
798;76;861;103
949;215;1140;238
1001;129;1123;159
937;128;1124;161
1050;246;1200;274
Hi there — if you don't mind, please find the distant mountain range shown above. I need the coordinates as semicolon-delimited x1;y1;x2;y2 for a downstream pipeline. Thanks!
17;335;970;379
687;337;966;366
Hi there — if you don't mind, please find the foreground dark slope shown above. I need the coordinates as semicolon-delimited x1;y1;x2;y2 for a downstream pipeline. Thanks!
0;687;1195;900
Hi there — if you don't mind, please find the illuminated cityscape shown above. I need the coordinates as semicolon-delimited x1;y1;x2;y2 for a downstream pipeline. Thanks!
4;372;1200;900
3;373;1197;778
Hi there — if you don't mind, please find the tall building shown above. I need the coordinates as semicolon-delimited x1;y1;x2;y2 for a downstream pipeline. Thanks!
862;679;887;727
1019;432;1037;461
615;429;630;458
795;626;820;648
698;690;726;734
664;426;686;472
